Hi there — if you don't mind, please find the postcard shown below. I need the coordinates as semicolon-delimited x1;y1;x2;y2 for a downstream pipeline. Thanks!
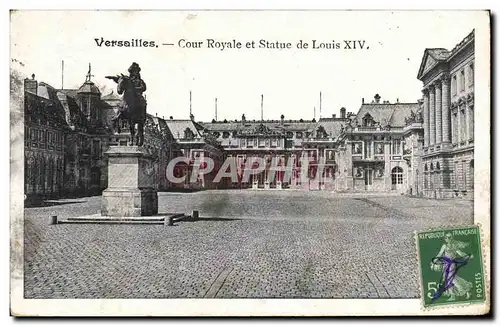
10;10;490;316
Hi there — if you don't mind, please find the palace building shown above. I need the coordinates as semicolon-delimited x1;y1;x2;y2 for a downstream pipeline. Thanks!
23;30;474;200
416;30;474;199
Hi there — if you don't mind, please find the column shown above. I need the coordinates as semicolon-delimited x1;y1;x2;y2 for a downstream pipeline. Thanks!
429;86;436;145
434;80;442;144
441;75;451;143
422;88;430;147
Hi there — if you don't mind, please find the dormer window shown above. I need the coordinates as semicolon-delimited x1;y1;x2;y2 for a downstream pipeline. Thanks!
316;126;327;138
184;127;195;139
362;113;374;127
222;131;230;139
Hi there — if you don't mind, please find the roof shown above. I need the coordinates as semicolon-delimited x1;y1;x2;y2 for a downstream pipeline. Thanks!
24;91;68;127
354;102;420;128
165;119;202;139
417;30;474;80
77;81;101;94
101;90;121;101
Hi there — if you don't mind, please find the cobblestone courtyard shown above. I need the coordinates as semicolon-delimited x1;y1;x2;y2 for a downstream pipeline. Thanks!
24;191;473;298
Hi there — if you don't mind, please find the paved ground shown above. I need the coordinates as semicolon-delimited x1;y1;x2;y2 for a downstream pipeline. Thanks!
24;190;473;299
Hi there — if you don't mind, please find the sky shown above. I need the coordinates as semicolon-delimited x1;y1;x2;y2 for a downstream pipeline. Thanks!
10;10;484;122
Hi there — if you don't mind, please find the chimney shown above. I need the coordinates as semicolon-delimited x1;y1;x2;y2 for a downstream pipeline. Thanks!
397;98;400;103
242;114;246;122
169;116;173;120
280;114;284;124
24;74;37;94
332;114;336;118
374;94;381;104
362;98;364;104
340;107;346;119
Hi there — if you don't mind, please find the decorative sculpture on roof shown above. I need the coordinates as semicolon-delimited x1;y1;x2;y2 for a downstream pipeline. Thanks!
106;62;147;146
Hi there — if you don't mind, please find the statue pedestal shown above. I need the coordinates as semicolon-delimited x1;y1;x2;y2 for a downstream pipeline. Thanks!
101;146;158;217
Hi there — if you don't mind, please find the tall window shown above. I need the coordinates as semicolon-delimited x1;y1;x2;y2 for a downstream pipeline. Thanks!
392;139;401;155
469;63;474;86
462;161;467;190
452;75;457;95
460;70;465;92
469;106;474;141
452;113;458;143
364;140;372;159
92;140;100;159
460;107;466;142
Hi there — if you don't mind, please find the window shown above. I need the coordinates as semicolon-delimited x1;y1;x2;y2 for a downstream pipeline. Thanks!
392;139;401;155
222;131;230;139
362;113;374;127
469;63;474;86
452;113;458;143
271;138;278;147
92;140;100;159
469;106;474;140
352;143;362;155
452;75;457;95
286;131;294;138
296;132;303;139
460;107;466;142
258;138;265;147
391;167;403;185
364;140;372;159
460;70;465;91
424;163;428;172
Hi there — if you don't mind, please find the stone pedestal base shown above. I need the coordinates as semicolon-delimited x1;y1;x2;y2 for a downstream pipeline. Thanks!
276;181;282;190
252;181;258;190
101;146;159;217
264;181;270;190
102;188;158;217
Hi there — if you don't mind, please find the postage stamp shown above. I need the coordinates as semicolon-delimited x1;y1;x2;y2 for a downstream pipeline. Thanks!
416;225;486;308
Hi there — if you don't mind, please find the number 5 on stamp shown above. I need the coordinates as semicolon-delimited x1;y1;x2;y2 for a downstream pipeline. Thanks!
416;225;486;308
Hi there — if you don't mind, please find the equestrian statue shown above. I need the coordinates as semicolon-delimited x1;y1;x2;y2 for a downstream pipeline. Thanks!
106;62;147;146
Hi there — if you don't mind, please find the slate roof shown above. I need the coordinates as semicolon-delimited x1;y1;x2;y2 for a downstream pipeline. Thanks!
165;119;202;139
354;102;419;128
426;48;450;61
77;81;101;94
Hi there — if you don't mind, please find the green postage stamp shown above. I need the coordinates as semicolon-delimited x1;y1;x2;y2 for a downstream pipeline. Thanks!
416;225;486;308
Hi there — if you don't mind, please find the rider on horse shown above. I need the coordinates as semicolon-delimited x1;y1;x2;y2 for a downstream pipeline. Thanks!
128;62;147;106
109;62;147;134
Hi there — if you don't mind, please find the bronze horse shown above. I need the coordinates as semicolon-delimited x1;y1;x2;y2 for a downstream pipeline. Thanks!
106;74;146;146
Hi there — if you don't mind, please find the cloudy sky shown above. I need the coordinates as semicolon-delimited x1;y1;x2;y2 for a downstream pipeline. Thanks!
11;10;485;122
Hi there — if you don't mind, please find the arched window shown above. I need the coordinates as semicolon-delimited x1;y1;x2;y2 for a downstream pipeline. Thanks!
391;166;403;185
436;162;440;170
424;163;428;172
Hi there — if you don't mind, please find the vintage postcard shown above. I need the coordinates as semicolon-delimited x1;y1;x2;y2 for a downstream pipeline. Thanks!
10;10;490;316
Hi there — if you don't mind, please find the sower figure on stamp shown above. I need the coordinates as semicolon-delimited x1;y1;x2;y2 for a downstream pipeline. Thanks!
106;62;147;146
430;233;474;301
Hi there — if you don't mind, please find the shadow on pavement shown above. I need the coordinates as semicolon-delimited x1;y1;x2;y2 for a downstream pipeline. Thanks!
25;200;88;208
185;217;242;222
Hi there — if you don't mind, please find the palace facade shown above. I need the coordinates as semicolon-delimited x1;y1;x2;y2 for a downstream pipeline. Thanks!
23;30;474;200
417;30;475;199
